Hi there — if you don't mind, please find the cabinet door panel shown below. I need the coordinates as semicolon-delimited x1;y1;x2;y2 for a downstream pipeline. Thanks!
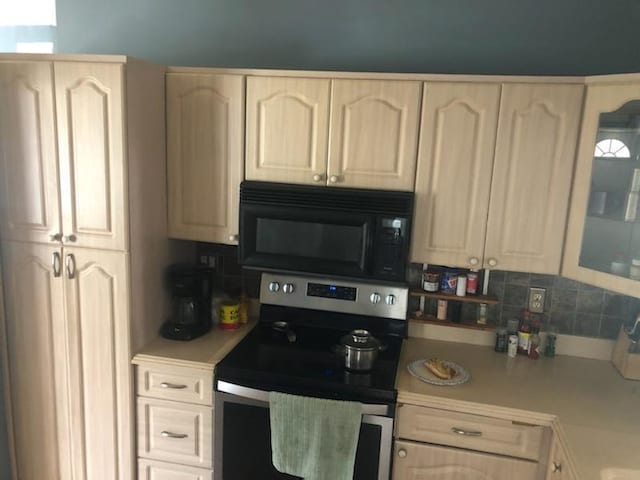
64;248;131;480
393;440;538;480
0;62;61;244
411;82;501;267
246;76;330;185
0;241;71;480
329;79;421;190
167;73;244;243
484;84;583;273
55;62;127;251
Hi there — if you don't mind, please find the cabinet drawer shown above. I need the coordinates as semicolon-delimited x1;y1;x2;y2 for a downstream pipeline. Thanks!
138;459;213;480
393;440;538;480
138;398;213;468
396;404;545;461
137;364;213;405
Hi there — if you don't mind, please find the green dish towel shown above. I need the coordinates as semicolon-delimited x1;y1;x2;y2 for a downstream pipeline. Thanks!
269;392;362;480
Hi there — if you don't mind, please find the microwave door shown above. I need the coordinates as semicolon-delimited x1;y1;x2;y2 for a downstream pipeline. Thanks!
240;204;373;278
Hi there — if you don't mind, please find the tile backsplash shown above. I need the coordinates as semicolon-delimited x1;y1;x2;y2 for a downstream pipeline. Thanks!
196;243;261;298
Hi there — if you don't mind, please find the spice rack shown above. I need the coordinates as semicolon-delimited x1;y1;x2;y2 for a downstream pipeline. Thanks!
408;313;496;331
410;290;499;305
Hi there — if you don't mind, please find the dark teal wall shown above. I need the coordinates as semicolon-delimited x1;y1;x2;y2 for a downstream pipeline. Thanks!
55;0;640;74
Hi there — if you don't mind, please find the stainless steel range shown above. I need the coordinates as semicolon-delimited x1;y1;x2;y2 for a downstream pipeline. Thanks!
214;272;409;480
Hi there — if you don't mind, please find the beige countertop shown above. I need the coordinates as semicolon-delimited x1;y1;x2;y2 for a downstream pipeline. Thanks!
132;320;256;370
397;337;640;480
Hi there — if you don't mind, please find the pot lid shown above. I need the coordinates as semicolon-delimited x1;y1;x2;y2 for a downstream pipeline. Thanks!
340;329;381;350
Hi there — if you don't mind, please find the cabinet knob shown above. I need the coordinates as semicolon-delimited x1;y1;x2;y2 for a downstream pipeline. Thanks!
552;462;562;473
63;234;77;243
329;175;340;184
487;258;498;268
229;234;239;242
397;448;407;458
49;232;62;242
469;257;479;266
312;174;323;182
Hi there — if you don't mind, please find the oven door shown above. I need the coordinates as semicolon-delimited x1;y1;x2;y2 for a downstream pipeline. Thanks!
214;381;393;480
239;202;374;279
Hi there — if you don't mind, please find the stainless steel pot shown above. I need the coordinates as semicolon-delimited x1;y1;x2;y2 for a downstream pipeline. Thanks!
339;329;382;371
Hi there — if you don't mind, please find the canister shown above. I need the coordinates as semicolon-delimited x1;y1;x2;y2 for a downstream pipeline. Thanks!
220;300;240;330
440;269;458;294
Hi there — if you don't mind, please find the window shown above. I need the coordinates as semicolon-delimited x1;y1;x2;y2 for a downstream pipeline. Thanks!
594;138;631;158
0;0;56;26
0;0;56;53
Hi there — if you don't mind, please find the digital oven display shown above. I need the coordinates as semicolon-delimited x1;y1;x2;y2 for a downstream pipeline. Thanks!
306;283;357;301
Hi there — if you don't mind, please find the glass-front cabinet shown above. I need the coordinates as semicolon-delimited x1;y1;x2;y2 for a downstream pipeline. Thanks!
564;79;640;297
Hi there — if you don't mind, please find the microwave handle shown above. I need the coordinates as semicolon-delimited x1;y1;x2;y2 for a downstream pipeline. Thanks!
217;380;389;416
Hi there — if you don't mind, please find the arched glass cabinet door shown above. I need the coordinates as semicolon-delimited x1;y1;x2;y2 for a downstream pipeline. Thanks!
564;83;640;298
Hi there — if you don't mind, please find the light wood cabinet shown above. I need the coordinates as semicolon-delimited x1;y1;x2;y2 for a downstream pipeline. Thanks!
167;73;245;244
328;79;421;190
411;82;501;267
392;440;538;480
484;83;584;273
0;62;61;245
138;459;213;480
411;82;583;274
563;80;640;297
245;76;330;185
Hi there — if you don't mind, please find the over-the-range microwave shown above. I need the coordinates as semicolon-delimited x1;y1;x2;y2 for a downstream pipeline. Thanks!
238;181;414;283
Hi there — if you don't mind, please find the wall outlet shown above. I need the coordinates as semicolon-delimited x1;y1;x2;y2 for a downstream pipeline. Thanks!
528;287;546;313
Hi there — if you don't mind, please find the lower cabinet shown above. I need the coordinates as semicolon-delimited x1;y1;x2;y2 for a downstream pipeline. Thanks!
138;459;213;480
393;440;539;480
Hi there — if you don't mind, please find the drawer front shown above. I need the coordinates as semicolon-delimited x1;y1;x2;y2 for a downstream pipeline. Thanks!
138;459;213;480
137;364;213;405
393;440;538;480
138;398;213;468
396;404;545;461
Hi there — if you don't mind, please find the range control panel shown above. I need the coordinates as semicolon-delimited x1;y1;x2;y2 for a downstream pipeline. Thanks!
259;273;408;320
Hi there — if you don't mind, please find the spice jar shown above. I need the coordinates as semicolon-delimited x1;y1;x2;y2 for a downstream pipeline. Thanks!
423;270;440;292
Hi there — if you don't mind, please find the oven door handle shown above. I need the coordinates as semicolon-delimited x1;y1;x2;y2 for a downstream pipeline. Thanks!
217;380;389;416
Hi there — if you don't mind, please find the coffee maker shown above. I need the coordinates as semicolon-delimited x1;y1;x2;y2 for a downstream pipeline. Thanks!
161;264;212;340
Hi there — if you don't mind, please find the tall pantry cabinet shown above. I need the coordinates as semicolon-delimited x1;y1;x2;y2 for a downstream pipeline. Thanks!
0;55;178;480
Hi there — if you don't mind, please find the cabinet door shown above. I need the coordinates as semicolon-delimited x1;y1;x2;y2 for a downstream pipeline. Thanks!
0;62;62;244
245;76;330;185
63;248;132;480
55;62;128;251
328;79;421;190
167;73;244;244
411;82;501;267
0;241;71;480
563;82;640;297
484;84;584;273
392;440;538;480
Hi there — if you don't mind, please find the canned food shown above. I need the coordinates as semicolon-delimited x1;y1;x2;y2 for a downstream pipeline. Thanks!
220;300;240;330
466;271;479;295
440;270;458;294
423;270;440;292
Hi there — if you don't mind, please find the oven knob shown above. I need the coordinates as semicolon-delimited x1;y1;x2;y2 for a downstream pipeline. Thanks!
268;282;281;293
385;294;396;305
283;283;295;294
370;293;381;304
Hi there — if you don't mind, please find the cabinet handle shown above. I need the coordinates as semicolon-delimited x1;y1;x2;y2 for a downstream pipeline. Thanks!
487;258;498;268
63;234;77;243
65;254;76;279
469;257;479;266
160;382;187;389
552;462;562;473
50;233;62;242
52;252;61;278
451;427;483;437
160;431;188;439
229;234;239;242
397;448;407;458
312;174;323;182
329;175;340;183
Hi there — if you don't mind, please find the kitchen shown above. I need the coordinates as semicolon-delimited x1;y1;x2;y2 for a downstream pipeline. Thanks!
1;0;640;480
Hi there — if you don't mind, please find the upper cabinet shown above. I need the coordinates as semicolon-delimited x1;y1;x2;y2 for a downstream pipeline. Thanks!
0;61;128;251
412;82;584;274
167;73;245;244
245;76;330;185
484;84;584;273
328;79;421;190
245;76;421;190
563;80;640;297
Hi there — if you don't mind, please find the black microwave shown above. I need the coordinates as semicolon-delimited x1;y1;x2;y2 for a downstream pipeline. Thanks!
239;181;414;283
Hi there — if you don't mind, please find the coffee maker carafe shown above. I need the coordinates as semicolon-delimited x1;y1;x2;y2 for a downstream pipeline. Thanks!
161;264;212;340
